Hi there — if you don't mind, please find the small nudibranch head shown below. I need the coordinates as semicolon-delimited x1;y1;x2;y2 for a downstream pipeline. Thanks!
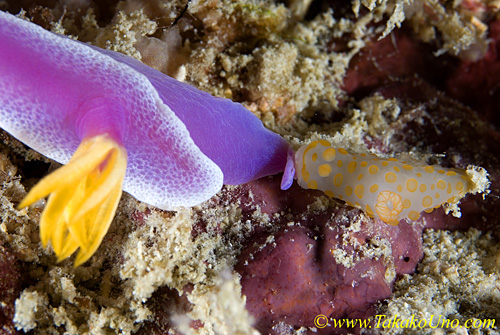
295;140;477;225
18;135;126;266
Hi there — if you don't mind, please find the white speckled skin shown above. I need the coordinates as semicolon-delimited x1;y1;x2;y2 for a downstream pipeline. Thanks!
0;11;223;210
295;140;470;225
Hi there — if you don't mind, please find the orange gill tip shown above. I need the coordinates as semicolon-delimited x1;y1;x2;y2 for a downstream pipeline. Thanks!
18;134;127;267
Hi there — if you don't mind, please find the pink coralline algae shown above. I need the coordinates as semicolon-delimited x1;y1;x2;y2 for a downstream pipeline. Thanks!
233;178;425;334
0;240;21;335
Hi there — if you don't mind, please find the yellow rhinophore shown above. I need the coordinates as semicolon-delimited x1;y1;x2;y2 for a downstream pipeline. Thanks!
18;134;127;266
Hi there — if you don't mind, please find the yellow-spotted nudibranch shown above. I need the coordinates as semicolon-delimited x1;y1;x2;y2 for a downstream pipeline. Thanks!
294;140;487;225
0;11;289;266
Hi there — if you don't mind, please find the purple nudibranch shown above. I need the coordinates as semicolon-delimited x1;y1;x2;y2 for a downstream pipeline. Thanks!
0;10;292;205
0;10;293;265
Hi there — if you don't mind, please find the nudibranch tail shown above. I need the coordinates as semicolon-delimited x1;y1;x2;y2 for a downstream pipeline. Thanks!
18;135;127;266
295;140;474;225
281;147;296;190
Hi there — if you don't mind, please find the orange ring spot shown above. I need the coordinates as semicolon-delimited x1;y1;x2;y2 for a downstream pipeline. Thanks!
422;196;433;208
408;211;420;220
348;161;357;173
345;186;353;197
322;148;336;162
385;172;397;183
355;185;364;199
333;173;343;187
369;165;379;175
318;164;332;177
406;178;417;192
403;199;411;209
307;180;318;190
